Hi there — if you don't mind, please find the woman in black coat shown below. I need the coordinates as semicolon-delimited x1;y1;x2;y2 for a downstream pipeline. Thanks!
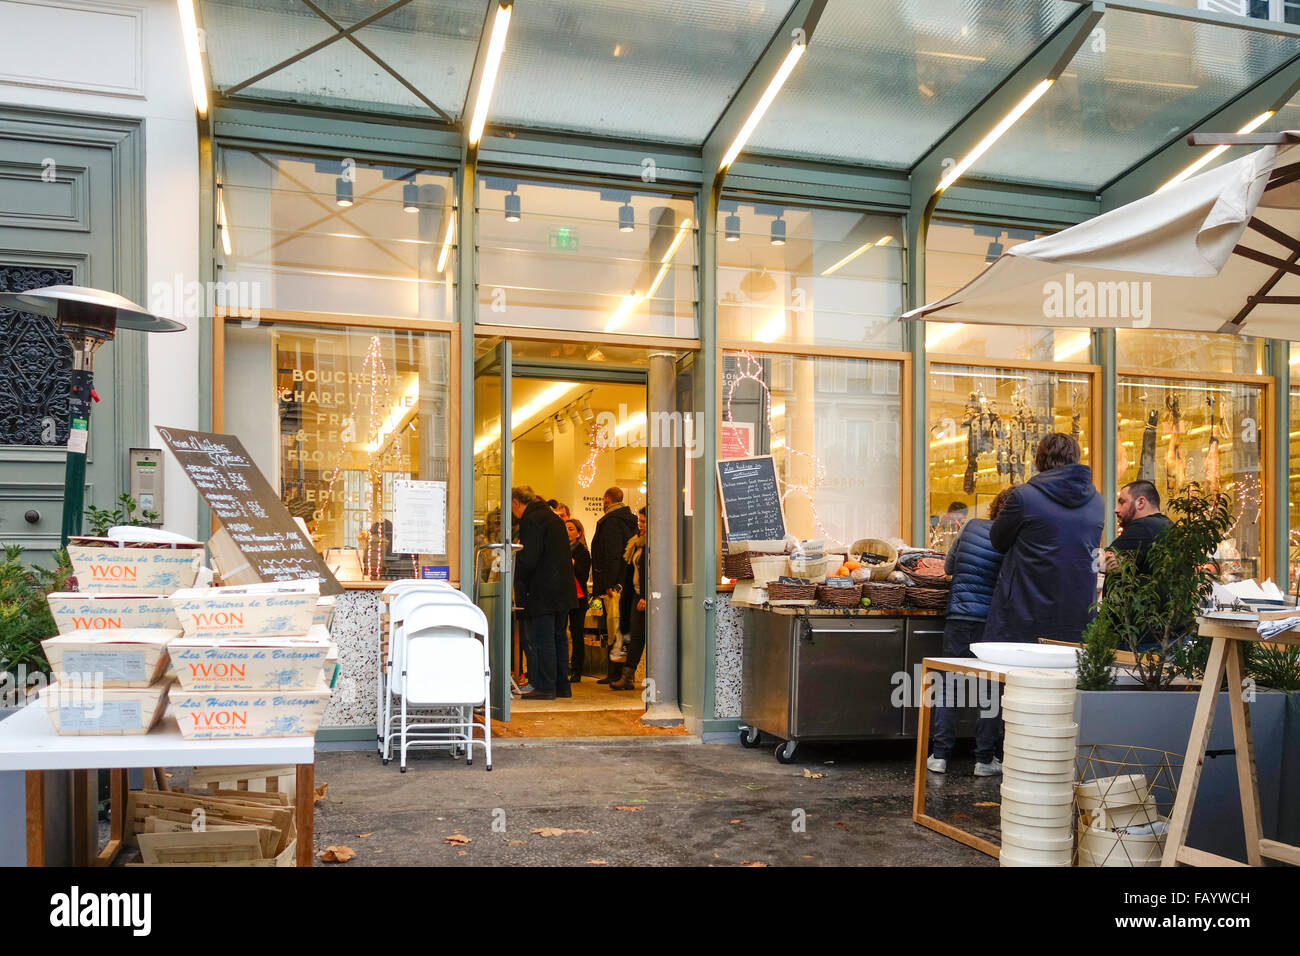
566;517;591;682
611;507;647;691
512;488;578;699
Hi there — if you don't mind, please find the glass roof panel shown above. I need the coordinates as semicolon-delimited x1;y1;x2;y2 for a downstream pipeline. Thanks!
969;7;1300;189
747;0;1077;167
201;0;483;119
489;0;797;145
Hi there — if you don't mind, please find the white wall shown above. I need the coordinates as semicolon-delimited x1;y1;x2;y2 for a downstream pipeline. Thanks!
0;0;201;538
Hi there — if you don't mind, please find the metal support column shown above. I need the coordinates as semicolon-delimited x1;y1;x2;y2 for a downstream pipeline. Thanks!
1270;338;1290;587
644;350;683;726
1098;327;1118;544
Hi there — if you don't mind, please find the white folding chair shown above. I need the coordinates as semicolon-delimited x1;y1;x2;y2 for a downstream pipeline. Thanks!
376;582;471;752
380;590;482;763
396;603;492;772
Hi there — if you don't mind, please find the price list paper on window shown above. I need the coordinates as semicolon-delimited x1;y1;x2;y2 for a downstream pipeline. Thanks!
391;479;447;556
156;426;343;595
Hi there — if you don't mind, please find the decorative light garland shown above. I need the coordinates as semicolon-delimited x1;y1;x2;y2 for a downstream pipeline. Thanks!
725;350;836;546
577;423;600;489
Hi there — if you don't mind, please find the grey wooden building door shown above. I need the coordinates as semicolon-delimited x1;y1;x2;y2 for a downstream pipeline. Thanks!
0;108;148;563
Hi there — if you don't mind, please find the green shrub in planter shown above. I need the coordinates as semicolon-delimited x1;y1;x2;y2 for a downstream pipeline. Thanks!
0;544;72;675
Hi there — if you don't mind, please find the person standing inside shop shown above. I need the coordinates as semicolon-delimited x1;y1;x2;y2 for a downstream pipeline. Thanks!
984;433;1104;644
566;517;591;683
611;507;647;691
928;487;1014;777
590;486;639;685
512;486;577;700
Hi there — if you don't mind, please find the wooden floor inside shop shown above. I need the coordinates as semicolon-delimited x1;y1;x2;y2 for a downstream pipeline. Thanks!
492;681;690;739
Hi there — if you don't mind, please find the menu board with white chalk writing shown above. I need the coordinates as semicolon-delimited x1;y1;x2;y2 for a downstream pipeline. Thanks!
157;426;343;595
716;455;786;543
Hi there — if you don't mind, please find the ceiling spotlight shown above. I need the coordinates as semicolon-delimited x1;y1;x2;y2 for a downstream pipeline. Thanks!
770;217;786;246
619;202;634;233
542;423;554;442
581;401;594;422
985;240;1004;264
724;213;740;242
335;178;354;208
505;191;521;222
403;182;420;213
555;413;569;434
569;407;584;428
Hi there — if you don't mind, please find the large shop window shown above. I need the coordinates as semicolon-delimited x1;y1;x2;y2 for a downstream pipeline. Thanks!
1117;329;1265;376
1117;375;1264;581
928;363;1094;551
218;150;456;320
924;220;1090;362
717;203;903;349
477;177;697;338
1291;369;1300;591
222;318;455;585
722;350;902;548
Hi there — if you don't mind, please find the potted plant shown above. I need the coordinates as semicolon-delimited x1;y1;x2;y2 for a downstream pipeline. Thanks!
1075;491;1297;860
0;544;72;710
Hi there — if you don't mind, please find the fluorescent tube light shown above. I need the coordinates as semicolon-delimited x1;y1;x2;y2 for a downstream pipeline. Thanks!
468;2;513;146
934;79;1054;194
718;40;805;171
1159;111;1274;193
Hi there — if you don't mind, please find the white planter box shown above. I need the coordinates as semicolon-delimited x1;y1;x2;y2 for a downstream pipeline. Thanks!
170;583;318;639
41;629;180;687
42;680;170;735
46;593;180;634
167;633;332;691
68;545;202;595
169;680;332;738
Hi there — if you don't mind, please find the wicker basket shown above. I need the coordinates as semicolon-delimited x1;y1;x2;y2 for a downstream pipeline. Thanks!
906;586;950;610
816;583;863;607
848;538;899;581
748;554;789;586
766;581;817;603
897;551;949;587
722;549;784;579
861;582;906;609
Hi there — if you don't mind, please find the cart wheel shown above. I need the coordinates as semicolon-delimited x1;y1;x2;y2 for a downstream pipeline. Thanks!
739;726;761;748
774;740;798;764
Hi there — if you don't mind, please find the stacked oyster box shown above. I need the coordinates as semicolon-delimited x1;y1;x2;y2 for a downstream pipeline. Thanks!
167;581;337;739
1075;774;1166;867
998;669;1079;867
41;536;204;735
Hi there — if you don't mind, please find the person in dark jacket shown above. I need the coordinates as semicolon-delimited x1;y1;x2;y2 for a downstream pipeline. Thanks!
611;507;647;691
983;433;1105;644
512;486;577;700
1103;479;1172;579
590;486;639;684
927;487;1014;777
566;517;591;682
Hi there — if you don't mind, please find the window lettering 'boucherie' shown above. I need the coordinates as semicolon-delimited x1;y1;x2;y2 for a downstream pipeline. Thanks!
156;426;342;595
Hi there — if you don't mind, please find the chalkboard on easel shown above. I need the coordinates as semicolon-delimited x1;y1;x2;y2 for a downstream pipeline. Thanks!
157;425;343;595
716;455;786;543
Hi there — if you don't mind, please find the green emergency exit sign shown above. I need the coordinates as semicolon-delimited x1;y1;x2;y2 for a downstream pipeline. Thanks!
549;227;579;251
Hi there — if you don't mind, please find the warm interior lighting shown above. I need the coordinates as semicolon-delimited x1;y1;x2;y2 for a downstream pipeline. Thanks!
367;376;421;453
935;79;1054;194
216;188;232;257
756;309;786;342
468;2;513;146
615;411;648;439
645;218;692;298
924;322;965;350
473;381;580;455
821;235;893;277
1158;111;1275;192
1290;350;1300;366
177;0;208;115
1053;333;1092;362
436;212;456;273
718;40;805;171
605;292;643;333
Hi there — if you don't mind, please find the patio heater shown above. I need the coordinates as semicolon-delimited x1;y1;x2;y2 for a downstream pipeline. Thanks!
0;285;184;544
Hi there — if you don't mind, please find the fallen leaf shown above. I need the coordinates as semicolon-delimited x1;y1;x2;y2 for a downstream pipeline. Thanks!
164;772;174;779
313;783;328;804
613;806;642;812
457;850;468;857
739;860;768;867
802;855;815;859
316;845;355;863
445;834;472;845
531;827;589;837
743;785;767;791
357;832;374;839
973;801;999;808
801;769;826;779
507;840;527;846
586;859;608;865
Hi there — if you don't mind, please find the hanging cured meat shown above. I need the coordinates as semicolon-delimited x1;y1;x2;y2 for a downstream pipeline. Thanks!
1165;395;1185;496
1204;395;1223;495
1138;409;1157;483
1115;412;1130;479
961;391;980;495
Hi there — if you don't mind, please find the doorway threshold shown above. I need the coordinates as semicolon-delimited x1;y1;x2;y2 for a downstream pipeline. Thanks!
489;735;701;748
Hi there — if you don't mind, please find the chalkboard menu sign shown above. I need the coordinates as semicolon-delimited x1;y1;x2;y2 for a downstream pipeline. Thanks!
716;455;786;543
157;426;343;596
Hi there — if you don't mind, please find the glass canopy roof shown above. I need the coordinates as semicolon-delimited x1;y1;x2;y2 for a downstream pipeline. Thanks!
198;0;1300;193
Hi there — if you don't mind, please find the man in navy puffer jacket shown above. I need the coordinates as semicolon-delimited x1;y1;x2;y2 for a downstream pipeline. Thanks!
927;486;1014;777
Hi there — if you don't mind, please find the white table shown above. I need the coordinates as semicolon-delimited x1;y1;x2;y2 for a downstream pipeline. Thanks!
0;705;315;866
911;656;1077;859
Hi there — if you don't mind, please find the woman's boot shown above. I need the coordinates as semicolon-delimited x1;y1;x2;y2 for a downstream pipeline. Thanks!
610;665;636;690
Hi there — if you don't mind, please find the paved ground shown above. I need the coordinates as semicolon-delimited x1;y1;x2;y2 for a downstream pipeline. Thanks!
311;737;1001;866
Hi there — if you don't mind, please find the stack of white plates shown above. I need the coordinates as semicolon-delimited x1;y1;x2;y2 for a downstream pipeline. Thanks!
999;668;1079;867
